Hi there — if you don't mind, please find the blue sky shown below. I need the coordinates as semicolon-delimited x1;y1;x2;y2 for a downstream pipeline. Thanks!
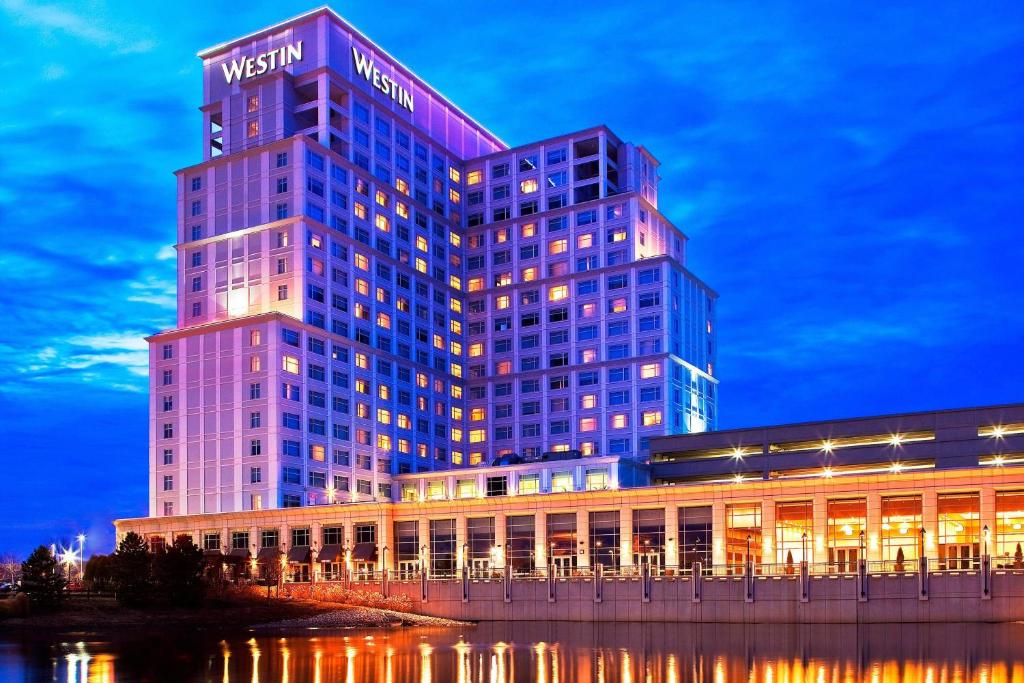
0;1;1021;558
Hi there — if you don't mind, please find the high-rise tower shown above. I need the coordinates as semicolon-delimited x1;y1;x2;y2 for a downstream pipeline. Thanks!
148;7;716;518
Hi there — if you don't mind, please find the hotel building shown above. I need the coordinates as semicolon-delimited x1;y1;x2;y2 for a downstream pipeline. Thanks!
118;8;1024;593
149;6;715;520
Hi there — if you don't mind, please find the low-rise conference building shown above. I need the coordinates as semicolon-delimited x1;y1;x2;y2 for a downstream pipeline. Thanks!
119;404;1024;581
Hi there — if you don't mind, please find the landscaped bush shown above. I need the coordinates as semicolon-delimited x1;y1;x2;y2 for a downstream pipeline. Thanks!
221;582;412;612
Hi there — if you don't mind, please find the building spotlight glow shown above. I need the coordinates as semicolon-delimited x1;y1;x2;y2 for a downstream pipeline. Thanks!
889;434;903;446
733;474;744;484
821;467;834;479
890;462;904;474
821;440;834;454
992;426;1006;438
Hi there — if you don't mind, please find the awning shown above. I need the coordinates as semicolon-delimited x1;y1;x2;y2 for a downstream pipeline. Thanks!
287;546;311;563
318;544;342;563
202;550;224;563
351;542;377;562
257;547;281;562
227;548;250;559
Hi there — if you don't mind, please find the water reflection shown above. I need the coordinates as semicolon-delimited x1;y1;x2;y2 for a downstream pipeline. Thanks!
3;622;1024;682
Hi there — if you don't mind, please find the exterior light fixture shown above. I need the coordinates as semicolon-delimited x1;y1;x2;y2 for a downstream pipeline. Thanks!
733;474;744;484
889;434;903;446
821;467;834;479
890;462;904;474
821;440;834;453
992;426;1006;438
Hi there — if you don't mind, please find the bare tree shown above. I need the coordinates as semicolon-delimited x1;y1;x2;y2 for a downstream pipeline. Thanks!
0;553;22;583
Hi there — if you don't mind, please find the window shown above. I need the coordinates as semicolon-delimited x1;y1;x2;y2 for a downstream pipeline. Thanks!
881;495;922;566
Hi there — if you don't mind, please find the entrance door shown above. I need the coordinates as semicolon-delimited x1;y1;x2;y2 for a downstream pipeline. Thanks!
944;544;976;570
830;548;858;574
551;555;574;577
353;561;375;580
397;560;419;579
470;558;491;578
637;553;660;576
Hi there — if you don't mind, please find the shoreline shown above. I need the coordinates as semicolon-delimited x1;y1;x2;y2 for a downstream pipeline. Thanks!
0;594;468;634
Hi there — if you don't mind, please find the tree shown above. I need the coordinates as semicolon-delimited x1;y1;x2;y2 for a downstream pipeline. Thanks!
83;554;117;592
152;535;205;606
20;546;67;609
113;532;152;606
0;553;20;584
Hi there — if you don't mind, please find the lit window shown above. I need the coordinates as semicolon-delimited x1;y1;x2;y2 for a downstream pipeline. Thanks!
467;170;482;185
247;120;259;138
377;312;391;329
642;410;662;426
377;408;391;425
521;267;538;282
354;253;369;271
449;274;462;290
449;231;461;247
551;472;573;493
548;239;568;255
377;434;392;451
520;178;538;194
579;417;597;432
640;363;661;379
468;277;484;292
471;407;486;421
449;188;461;204
579;302;597;317
469;429;486;443
577;233;594;249
449;167;461;183
415;257;427;274
549;285;568;302
469;343;484;357
521;222;537;238
496;294;511;309
395;178;410;195
375;189;388;207
611;413;629;429
375;214;390;232
610;298;627;313
310;445;325;461
396;201;409;219
415;235;428;252
580;348;597;363
353;202;367;219
246;96;259;112
580;394;597;409
355;278;369;295
282;355;299;374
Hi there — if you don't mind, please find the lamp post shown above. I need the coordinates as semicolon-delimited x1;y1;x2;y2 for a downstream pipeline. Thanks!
801;532;808;565
746;534;752;567
77;534;86;584
420;544;427;578
983;525;989;557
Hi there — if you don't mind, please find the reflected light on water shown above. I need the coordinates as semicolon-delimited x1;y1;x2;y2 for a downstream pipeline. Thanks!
17;623;1024;682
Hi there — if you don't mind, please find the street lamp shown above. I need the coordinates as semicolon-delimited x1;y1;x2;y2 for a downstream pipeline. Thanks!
77;534;86;583
746;534;752;566
983;524;990;557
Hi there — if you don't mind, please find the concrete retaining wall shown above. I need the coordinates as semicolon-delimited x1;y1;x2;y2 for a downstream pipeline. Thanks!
381;570;1024;623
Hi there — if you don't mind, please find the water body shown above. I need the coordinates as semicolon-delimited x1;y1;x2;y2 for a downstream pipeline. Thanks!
2;622;1024;682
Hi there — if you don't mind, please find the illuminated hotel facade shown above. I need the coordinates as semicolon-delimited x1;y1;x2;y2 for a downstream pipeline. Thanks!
120;8;1024;593
150;6;715;520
